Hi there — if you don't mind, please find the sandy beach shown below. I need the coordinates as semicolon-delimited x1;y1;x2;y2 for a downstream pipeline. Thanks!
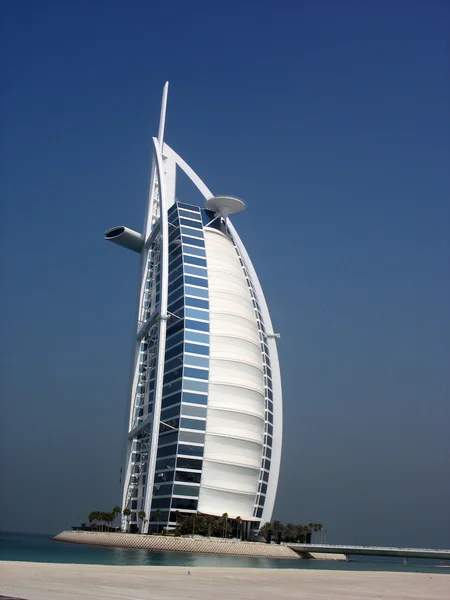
0;561;448;600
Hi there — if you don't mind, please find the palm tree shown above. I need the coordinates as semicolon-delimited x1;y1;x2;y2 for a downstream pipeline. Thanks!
155;509;162;534
235;516;242;540
123;507;131;532
138;510;146;533
205;515;214;538
112;505;121;529
312;523;324;543
88;511;97;530
284;523;297;543
221;513;228;538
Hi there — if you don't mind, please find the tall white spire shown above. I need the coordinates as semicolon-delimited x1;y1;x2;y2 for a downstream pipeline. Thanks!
157;81;169;146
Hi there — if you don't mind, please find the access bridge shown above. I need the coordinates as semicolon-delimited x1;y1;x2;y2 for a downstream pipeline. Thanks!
287;543;450;564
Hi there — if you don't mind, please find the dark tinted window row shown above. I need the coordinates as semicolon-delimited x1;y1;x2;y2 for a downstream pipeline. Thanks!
175;470;201;483
158;429;178;446
173;484;200;497
155;457;176;471
153;483;173;496
161;403;181;421
165;343;184;361
171;498;198;510
155;471;174;484
177;457;202;470
161;391;182;409
157;443;177;459
151;496;172;509
162;378;182;396
177;443;204;457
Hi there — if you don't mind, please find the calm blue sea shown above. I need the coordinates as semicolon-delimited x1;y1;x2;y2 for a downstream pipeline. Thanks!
1;531;449;573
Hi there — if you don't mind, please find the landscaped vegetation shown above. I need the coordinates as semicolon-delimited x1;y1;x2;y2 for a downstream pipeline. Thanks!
84;508;323;543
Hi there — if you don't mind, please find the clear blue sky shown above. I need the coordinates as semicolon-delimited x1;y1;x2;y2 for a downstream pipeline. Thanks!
1;0;449;547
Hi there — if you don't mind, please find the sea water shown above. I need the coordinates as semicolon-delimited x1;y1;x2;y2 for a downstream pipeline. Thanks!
1;531;449;573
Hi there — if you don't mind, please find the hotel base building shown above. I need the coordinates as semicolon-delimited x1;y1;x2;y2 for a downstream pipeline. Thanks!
105;83;282;533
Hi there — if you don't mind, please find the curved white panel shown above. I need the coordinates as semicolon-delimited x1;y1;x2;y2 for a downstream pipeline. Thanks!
197;228;265;520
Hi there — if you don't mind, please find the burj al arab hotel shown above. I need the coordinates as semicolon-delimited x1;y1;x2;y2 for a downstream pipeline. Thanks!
105;83;282;533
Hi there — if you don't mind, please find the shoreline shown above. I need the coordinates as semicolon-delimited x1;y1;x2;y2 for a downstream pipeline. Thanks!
1;561;448;600
53;530;347;561
53;530;303;559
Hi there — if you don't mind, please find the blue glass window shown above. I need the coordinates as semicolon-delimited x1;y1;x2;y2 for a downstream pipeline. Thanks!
256;507;263;518
183;236;205;248
181;226;204;239
177;202;200;212
185;307;209;321
263;471;269;482
182;246;206;258
184;255;207;268
173;484;200;497
184;343;208;355
183;379;208;393
178;430;205;444
180;217;203;228
177;444;204;457
184;265;207;278
182;404;207;418
184;354;209;368
185;275;208;288
185;320;209;333
182;392;208;405
180;417;206;431
185;297;208;310
178;209;201;220
185;330;209;344
184;367;208;380
165;341;183;361
185;285;208;298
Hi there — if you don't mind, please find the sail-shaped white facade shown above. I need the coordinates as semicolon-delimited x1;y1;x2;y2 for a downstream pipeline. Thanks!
105;83;282;533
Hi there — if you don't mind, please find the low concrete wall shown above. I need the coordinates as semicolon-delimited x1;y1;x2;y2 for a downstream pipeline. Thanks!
54;531;300;559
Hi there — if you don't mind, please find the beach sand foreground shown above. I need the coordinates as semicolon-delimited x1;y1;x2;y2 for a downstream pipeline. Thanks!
0;562;448;600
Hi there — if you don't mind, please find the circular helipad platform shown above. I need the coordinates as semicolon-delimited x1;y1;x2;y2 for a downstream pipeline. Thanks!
205;195;246;218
